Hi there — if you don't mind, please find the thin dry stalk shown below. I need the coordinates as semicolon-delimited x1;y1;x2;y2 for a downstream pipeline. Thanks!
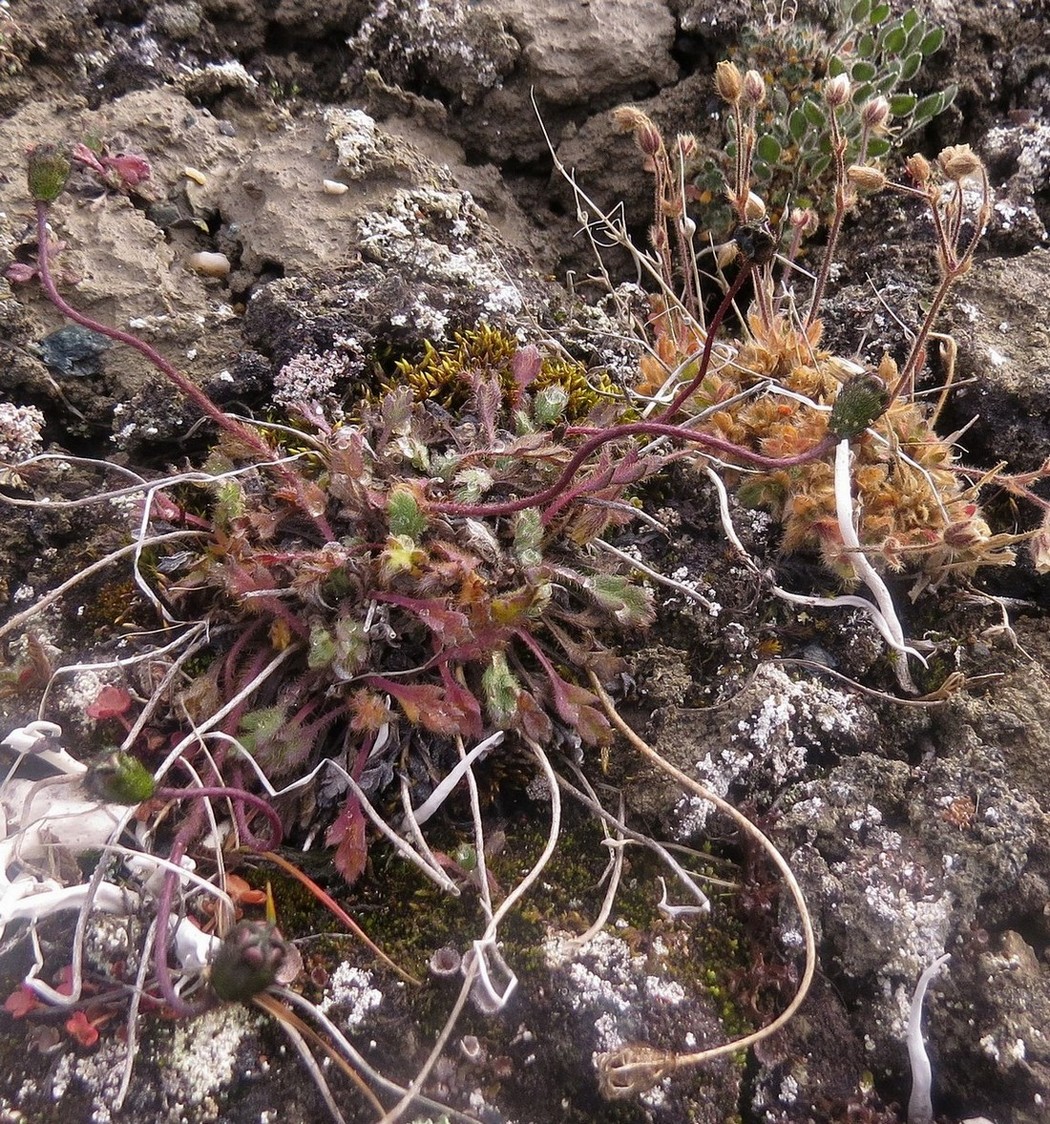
588;673;816;1097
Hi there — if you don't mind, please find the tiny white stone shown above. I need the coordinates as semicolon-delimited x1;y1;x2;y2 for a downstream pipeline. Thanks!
323;179;349;195
187;251;231;278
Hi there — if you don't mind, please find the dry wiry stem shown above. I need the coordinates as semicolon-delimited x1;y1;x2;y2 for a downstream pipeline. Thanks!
588;673;816;1098
807;90;851;325
891;162;991;401
0;530;200;643
259;850;420;986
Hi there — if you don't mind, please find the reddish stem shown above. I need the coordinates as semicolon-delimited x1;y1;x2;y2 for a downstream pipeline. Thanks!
34;202;335;541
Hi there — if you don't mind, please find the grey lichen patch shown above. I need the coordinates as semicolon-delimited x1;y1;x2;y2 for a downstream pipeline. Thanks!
346;0;520;107
51;1039;128;1123
162;1005;262;1116
356;186;525;331
645;663;876;838
318;962;385;1029
324;107;381;179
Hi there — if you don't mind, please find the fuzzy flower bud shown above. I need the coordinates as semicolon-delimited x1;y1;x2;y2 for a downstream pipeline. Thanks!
27;143;72;203
938;143;983;180
790;206;819;237
905;153;932;185
823;74;852;109
861;96;892;131
85;751;157;804
209;921;290;1002
847;165;888;192
611;105;663;157
714;60;743;104
742;69;766;108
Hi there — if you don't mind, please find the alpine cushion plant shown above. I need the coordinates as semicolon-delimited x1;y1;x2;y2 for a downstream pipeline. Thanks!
5;44;1050;1116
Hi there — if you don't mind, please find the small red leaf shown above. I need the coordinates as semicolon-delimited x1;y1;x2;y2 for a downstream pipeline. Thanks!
86;684;133;720
65;1010;99;1048
326;796;368;886
3;985;41;1018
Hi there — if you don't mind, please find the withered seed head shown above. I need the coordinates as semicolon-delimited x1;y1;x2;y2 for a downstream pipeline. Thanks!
847;165;888;192
714;60;743;104
938;143;983;180
905;153;933;185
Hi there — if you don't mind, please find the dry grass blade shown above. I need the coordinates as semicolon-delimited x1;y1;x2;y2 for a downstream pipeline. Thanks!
259;849;420;986
588;671;816;1096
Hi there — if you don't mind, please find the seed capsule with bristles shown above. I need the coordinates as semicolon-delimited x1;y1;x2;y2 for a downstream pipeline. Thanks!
847;165;888;192
612;106;663;157
938;144;982;180
744;190;767;220
828;371;890;440
906;153;932;185
714;60;743;104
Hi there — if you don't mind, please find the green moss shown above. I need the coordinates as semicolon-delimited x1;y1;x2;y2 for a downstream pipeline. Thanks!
390;323;615;421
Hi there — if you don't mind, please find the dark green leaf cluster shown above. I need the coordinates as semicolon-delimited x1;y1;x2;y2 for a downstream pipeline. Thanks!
694;0;955;231
159;338;657;877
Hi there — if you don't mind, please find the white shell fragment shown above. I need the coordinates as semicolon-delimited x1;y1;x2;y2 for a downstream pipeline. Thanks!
188;251;231;278
323;179;349;195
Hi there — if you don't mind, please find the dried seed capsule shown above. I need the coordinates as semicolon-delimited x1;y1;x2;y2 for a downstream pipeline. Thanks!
828;371;890;440
27;143;72;203
847;165;888;192
85;751;157;804
209;921;290;1002
714;60;743;104
938;144;982;180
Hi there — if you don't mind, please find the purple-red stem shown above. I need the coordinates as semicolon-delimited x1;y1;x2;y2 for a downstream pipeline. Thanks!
152;805;207;1017
34;201;335;541
155;785;283;851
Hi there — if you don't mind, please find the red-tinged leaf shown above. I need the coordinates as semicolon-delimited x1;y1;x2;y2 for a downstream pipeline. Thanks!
368;677;474;737
374;592;472;646
511;344;542;390
65;1010;99;1048
513;689;553;744
86;684;133;720
103;152;151;187
438;664;484;740
3;985;41;1018
4;262;37;284
325;795;368;886
70;142;106;177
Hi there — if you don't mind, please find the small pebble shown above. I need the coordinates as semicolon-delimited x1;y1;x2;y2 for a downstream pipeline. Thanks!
323;179;349;195
188;251;231;278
